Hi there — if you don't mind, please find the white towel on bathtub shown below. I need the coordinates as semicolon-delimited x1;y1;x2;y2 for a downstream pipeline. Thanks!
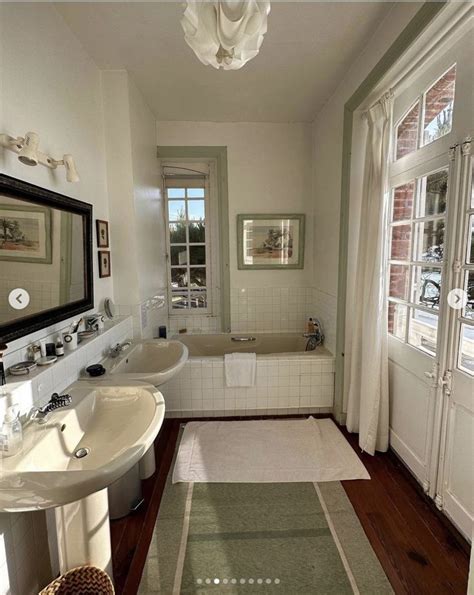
224;352;256;387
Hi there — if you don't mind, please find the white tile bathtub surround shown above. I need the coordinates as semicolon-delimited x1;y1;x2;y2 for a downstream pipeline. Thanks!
169;315;220;336
160;355;335;417
230;287;316;333
0;316;133;420
312;287;337;355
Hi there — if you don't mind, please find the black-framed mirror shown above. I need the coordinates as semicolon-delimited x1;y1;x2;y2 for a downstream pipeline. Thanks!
0;174;93;343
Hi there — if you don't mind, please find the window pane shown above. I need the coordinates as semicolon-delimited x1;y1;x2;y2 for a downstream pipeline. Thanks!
190;267;206;288
392;182;415;222
415;219;445;262
409;308;438;355
190;245;206;265
389;264;409;300
171;268;187;288
388;302;407;340
468;215;474;264
464;270;474;320
187;200;205;221
189;221;205;243
419;169;448;217
396;102;420;159
423;65;456;146
412;266;441;309
190;291;207;309
171;292;189;309
390;224;412;260
168;188;185;199
459;324;474;375
169;223;186;244
168;201;186;221
170;245;187;266
187;188;205;198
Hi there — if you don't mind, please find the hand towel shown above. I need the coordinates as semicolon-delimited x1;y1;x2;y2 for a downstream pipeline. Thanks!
224;352;256;387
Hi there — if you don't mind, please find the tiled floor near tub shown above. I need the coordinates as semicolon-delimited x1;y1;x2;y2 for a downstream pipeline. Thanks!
160;356;335;418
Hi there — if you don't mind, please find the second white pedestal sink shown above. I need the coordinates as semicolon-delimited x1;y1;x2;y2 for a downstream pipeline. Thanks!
99;339;188;386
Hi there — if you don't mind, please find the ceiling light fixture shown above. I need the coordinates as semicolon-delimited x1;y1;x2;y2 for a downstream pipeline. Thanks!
0;131;80;183
181;0;270;70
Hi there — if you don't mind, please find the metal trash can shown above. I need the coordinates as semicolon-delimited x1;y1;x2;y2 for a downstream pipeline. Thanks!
107;462;144;520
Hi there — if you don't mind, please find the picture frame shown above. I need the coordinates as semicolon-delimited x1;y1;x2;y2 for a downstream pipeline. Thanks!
96;219;109;248
237;214;305;270
98;250;111;278
0;204;52;263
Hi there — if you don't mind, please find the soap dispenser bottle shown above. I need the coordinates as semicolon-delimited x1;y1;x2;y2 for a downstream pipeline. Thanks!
0;406;23;457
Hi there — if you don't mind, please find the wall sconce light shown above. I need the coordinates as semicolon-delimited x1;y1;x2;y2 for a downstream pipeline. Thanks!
0;131;80;183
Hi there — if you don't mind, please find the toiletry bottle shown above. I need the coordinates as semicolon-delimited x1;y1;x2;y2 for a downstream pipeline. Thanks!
55;338;65;357
0;343;7;386
0;406;23;457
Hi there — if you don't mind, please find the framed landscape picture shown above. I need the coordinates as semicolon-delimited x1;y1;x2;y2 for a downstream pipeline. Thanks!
237;214;305;270
0;204;52;263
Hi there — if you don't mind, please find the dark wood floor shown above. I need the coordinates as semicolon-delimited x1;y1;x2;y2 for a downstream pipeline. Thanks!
110;417;470;595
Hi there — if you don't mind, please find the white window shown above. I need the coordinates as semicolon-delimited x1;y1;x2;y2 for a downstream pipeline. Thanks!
163;163;220;317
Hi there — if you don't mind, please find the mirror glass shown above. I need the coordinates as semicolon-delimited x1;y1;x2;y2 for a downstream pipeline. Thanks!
0;194;87;326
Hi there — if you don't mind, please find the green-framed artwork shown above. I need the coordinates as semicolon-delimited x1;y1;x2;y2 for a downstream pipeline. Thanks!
0;203;52;263
237;214;305;270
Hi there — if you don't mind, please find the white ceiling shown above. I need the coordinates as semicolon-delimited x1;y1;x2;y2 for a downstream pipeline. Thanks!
55;2;394;123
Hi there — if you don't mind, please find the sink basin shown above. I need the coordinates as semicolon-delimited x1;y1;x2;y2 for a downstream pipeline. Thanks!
100;339;188;386
0;381;165;511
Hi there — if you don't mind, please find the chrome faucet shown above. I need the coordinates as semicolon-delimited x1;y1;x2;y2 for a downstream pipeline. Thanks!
109;341;131;358
304;318;324;351
29;393;72;424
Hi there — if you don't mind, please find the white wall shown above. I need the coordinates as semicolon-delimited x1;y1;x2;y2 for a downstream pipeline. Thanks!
156;121;313;289
102;71;167;339
311;2;422;356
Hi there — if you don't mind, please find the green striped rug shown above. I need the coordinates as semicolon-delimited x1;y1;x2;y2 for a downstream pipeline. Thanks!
139;462;392;594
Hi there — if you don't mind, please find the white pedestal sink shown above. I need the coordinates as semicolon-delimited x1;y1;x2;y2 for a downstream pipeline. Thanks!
0;381;165;580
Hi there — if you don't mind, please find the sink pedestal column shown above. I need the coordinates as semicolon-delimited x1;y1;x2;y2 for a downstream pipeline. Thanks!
54;488;113;581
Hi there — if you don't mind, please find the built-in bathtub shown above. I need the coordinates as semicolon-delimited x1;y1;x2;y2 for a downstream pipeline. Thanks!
161;333;335;418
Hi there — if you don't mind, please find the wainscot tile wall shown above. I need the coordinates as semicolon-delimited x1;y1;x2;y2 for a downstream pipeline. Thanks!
0;315;133;594
160;355;335;418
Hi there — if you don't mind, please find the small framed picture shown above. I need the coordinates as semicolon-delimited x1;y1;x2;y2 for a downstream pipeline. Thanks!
96;219;109;248
98;250;111;278
237;214;305;269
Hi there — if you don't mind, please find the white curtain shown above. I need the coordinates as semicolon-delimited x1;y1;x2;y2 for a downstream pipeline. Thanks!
346;92;393;455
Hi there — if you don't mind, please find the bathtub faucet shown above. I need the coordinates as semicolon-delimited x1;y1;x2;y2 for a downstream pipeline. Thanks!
304;318;324;351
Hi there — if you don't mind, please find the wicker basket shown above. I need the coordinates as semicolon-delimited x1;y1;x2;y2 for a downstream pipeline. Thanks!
39;565;114;595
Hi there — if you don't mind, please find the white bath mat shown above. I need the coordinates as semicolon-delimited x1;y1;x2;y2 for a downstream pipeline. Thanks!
172;417;370;483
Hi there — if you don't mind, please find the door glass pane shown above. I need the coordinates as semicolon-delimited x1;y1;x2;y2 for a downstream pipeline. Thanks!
171;268;187;288
170;245;187;266
412;266;441;310
392;182;415;222
419;170;448;217
464;270;474;320
187;188;205;198
171;292;189;309
168;200;186;221
190;267;206;288
189;245;206;265
167;188;185;199
189;221;205;243
422;65;456;146
190;291;207;309
388;302;407;340
396;102;420;159
389;265;409;300
458;324;474;375
467;215;474;264
169;223;186;244
390;225;412;260
187;200;205;220
415;219;445;262
409;308;438;355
